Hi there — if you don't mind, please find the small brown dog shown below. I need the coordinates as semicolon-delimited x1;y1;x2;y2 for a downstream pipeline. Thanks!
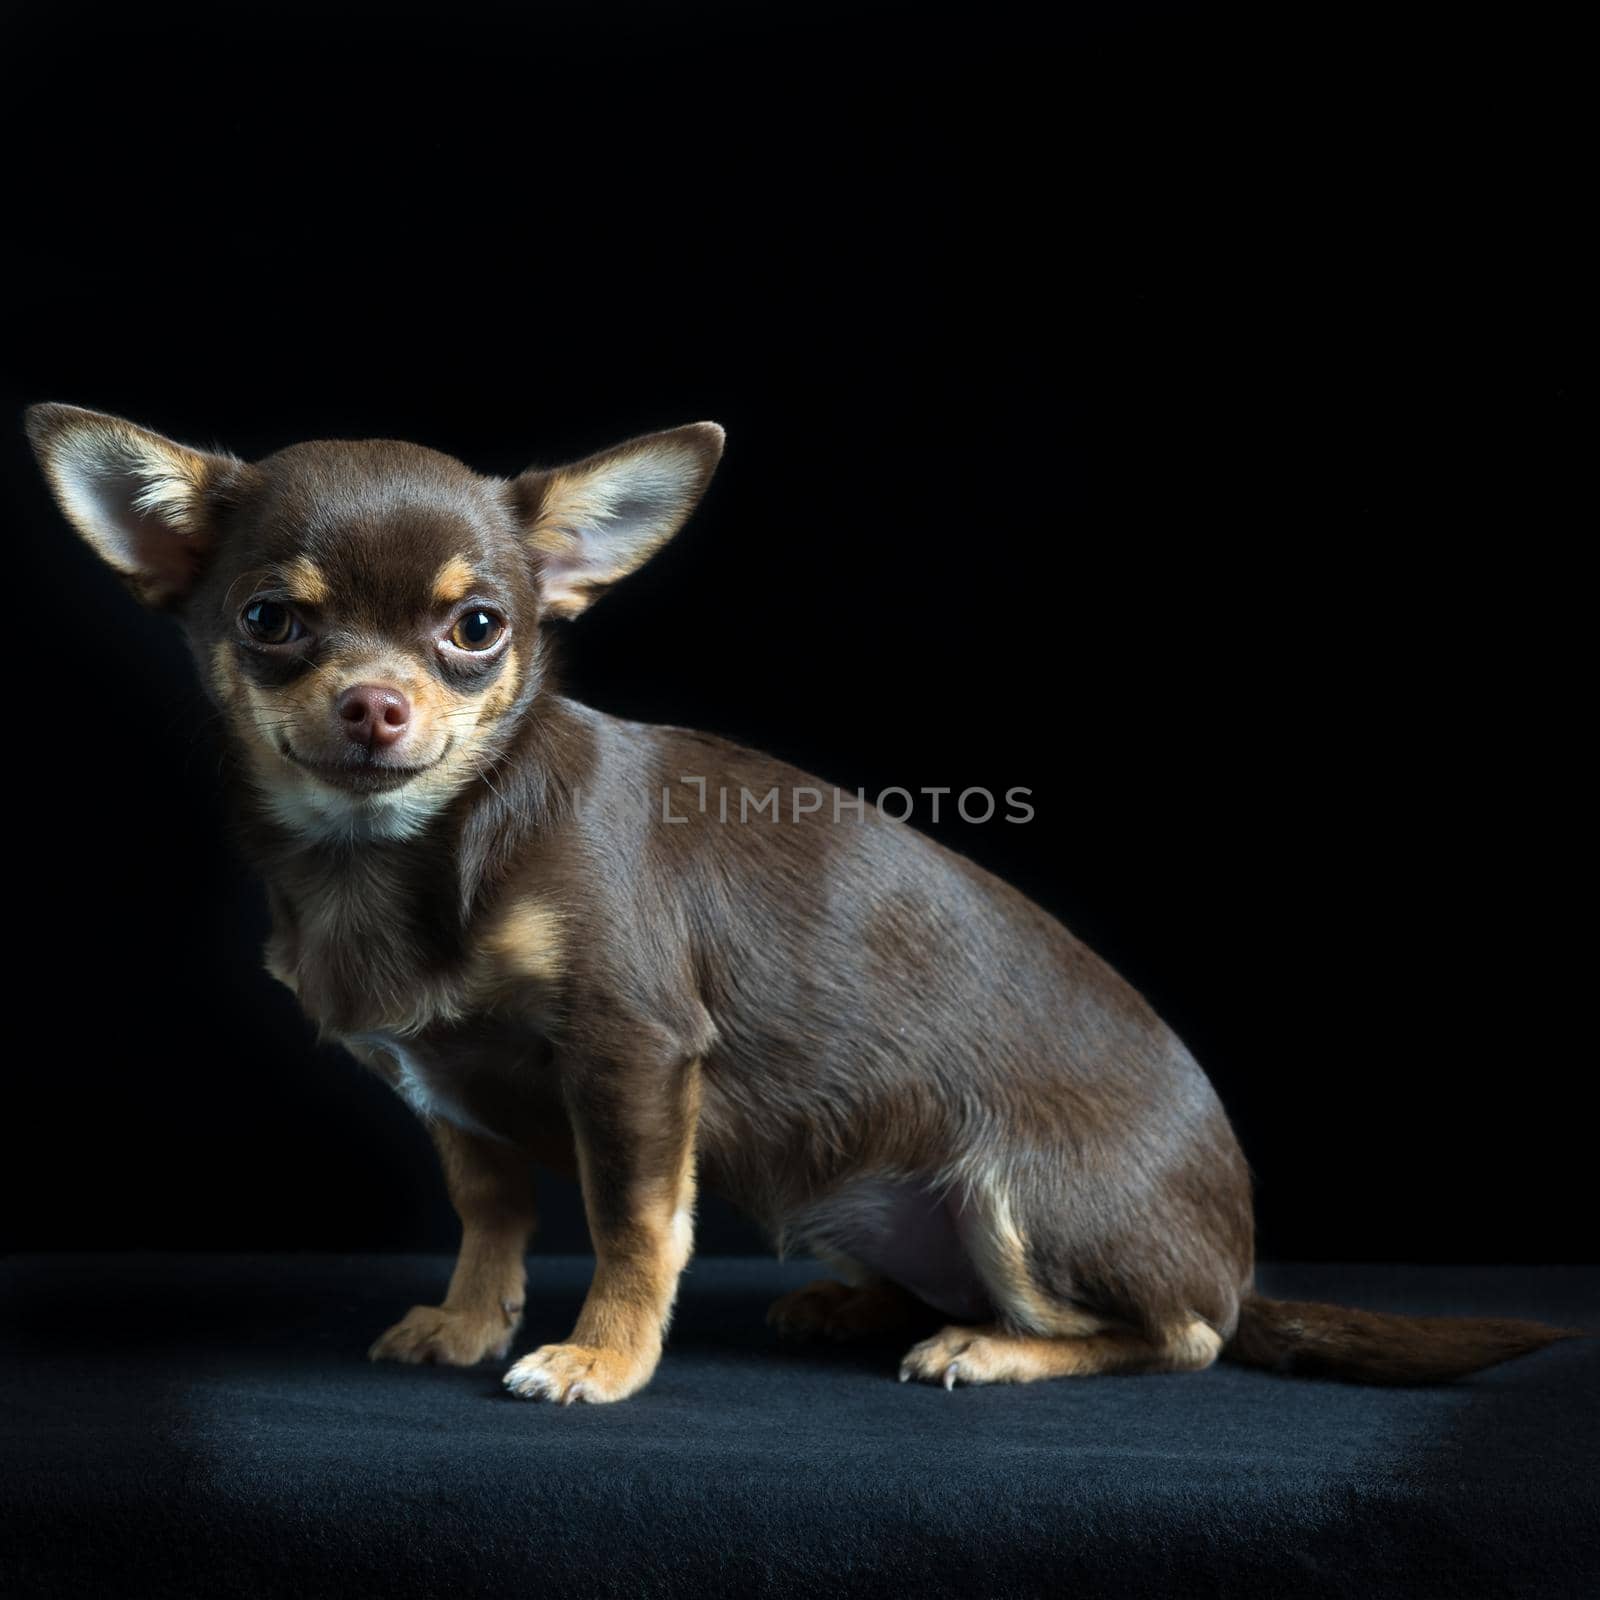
27;403;1573;1402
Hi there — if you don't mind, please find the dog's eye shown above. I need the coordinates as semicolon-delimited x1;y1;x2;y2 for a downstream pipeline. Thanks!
242;601;303;645
449;608;506;651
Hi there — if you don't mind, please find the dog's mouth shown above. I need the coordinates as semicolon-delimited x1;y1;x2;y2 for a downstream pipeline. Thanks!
278;742;450;795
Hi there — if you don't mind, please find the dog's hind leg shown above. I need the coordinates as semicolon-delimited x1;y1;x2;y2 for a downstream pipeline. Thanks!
899;1319;1223;1387
910;1164;1233;1387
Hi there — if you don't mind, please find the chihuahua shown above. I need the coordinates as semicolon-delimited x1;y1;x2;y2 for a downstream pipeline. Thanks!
26;404;1573;1402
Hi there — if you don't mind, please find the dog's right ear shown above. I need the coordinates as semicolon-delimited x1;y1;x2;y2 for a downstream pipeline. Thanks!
25;404;252;608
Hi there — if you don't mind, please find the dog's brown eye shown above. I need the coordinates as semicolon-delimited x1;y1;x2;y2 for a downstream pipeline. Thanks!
242;601;302;645
449;609;505;651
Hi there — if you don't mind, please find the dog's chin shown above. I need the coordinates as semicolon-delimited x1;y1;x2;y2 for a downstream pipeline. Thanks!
279;743;449;796
254;741;459;845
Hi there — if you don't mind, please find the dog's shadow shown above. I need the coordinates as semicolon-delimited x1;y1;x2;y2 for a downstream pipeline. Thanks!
675;1283;943;1378
7;1259;942;1391
494;1275;941;1393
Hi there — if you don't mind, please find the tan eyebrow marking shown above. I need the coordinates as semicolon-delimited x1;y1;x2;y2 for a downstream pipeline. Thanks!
432;554;478;606
281;556;330;607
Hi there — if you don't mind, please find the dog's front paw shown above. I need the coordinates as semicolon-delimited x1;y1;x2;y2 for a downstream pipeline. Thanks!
368;1303;519;1366
502;1343;653;1404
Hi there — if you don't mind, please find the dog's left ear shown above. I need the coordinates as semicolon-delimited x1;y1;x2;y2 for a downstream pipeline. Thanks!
25;403;249;608
511;423;725;619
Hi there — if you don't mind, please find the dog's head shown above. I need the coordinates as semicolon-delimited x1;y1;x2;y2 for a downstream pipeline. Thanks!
27;405;722;841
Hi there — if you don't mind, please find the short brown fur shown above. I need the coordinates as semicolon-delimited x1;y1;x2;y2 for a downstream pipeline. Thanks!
25;402;1584;1401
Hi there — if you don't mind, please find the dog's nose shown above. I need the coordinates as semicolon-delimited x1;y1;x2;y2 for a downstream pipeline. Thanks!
336;684;411;748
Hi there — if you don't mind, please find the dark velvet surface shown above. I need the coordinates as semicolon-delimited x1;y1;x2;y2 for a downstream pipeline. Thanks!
2;1255;1595;1599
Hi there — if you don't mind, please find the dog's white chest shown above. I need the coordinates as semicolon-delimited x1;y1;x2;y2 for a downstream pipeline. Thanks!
346;1031;498;1140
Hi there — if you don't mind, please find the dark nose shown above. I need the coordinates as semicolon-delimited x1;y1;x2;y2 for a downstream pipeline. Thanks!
335;684;411;748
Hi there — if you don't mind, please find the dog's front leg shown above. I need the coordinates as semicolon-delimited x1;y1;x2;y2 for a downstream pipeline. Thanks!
504;1055;701;1404
370;1123;537;1366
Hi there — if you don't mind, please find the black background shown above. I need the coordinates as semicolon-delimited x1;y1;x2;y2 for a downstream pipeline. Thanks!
1;4;1586;1262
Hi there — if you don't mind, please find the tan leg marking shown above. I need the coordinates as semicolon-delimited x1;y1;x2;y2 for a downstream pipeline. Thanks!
767;1278;922;1342
958;1176;1107;1337
504;1063;701;1405
370;1124;537;1366
899;1319;1224;1388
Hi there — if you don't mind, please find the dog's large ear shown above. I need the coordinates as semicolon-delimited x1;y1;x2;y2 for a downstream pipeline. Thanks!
511;423;724;619
25;403;250;608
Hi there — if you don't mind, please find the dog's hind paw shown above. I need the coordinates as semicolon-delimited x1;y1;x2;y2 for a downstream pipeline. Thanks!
899;1325;1015;1387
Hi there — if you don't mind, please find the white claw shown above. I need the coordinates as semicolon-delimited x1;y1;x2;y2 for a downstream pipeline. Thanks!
943;1365;959;1391
504;1362;554;1401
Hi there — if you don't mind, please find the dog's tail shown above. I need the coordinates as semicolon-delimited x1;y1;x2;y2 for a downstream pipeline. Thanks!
1224;1293;1582;1385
